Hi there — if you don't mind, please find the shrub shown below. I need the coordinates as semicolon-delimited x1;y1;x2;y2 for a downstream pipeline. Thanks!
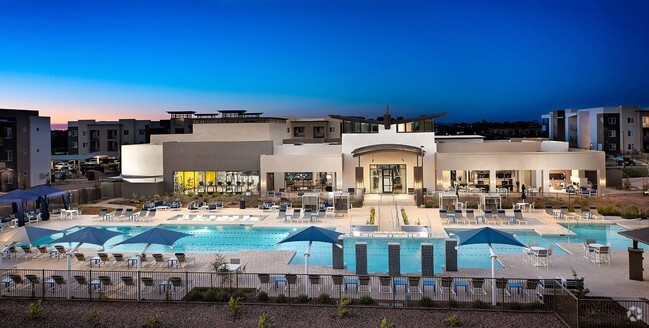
27;300;43;320
297;294;309;303
87;307;101;327
528;300;545;310
401;208;409;225
471;299;487;309
508;301;523;310
186;290;205;302
443;314;463;327
359;295;374;305
275;294;288;303
369;207;376;225
257;291;269;302
337;297;353;318
227;296;244;318
317;293;331;304
143;314;161;328
419;296;434;307
380;317;396;328
448;298;459;308
258;313;276;328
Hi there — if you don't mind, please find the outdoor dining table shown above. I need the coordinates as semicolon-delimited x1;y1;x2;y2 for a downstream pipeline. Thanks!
515;203;532;212
60;209;79;220
127;257;138;268
89;256;102;268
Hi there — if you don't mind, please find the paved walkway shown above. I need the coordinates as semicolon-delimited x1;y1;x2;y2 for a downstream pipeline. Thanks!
2;200;648;299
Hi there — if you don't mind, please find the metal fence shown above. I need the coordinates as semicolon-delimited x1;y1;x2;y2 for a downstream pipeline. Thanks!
2;268;647;327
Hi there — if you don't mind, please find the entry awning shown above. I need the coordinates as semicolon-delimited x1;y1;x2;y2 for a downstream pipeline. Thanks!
351;144;425;158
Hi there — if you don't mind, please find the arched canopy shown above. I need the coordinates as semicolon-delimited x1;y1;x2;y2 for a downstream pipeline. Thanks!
351;144;425;158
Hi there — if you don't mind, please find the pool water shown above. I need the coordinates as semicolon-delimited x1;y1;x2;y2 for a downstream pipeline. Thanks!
33;223;636;274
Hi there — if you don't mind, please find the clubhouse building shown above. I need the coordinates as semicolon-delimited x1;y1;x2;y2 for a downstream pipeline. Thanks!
120;109;605;200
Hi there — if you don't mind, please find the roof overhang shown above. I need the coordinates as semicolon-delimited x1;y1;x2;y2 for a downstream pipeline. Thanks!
351;144;425;158
619;227;649;245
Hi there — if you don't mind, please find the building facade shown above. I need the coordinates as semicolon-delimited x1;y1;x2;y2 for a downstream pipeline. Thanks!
0;108;51;191
543;105;649;154
67;119;152;157
121;109;606;198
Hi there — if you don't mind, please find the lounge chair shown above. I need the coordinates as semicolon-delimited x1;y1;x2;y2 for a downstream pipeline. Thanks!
496;210;511;224
141;277;155;294
465;209;477;224
439;209;449;223
20;245;34;258
258;201;273;211
379;276;392;294
95;208;108;221
495;278;510;298
54;245;68;256
174;253;195;268
557;276;579;290
544;205;557;219
422;278;437;295
560;206;576;220
407;276;421;294
523;279;540;300
120;276;136;291
454;210;469;224
146;209;157;220
484;210;496;224
97;275;113;293
110;208;124;220
588;206;603;220
37;245;50;258
120;208;134;221
440;277;455;296
72;275;91;292
8;274;27;290
113;253;125;266
331;275;344;297
292;209;301;223
358;275;371;294
152;253;165;266
308;275;322;294
131;210;146;221
168;277;185;293
74;253;87;265
285;274;299;293
257;274;270;293
276;208;287;221
513;209;528;225
25;274;40;287
300;209;312;223
97;252;111;266
470;278;487;296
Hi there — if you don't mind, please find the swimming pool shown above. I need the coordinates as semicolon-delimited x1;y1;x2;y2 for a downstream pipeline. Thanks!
33;223;636;274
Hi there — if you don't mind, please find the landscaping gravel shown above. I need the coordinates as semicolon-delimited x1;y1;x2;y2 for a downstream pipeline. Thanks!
0;299;567;327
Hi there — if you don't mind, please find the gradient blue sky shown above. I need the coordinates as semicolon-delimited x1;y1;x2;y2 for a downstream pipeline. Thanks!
1;0;648;126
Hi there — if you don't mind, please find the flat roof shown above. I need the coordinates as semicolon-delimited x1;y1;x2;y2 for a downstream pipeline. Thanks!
166;111;196;114
619;227;649;245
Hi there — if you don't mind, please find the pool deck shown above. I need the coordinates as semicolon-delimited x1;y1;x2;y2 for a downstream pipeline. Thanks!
2;201;648;299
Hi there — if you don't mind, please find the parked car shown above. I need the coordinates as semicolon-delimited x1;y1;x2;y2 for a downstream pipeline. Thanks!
80;162;105;173
54;162;71;171
615;156;635;166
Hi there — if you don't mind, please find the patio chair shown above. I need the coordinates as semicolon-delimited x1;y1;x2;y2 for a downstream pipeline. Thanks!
97;252;111;266
440;277;455;296
538;276;556;295
547;245;554;265
54;245;68;255
113;253;125;266
573;206;591;220
331;275;344;297
292;209;302;223
484;210;496;224
174;253;195;268
358;275;371;294
74;253;87;265
513;209;528;225
543;205;557;219
25;274;40;287
534;250;549;269
72;275;92;292
560;206;576;220
496;210;511;224
495;278;510;298
141;277;155;294
111;208;124;220
152;253;165;266
470;278;487;296
20;245;34;258
48;275;66;292
408;276;421;294
308;275;322;294
284;274;299;293
120;208;134;221
120;276;136;291
439;209;449;223
257;274;270;293
97;275;114;293
465;209;477;224
146;209;157;220
524;279;541;301
557;276;579;290
379;276;392;294
300;209;312;223
276;208;287;221
95;208;108;221
589;206;603;220
133;210;147;221
36;245;49;258
594;246;610;266
454;210;469;224
583;242;595;261
168;277;186;293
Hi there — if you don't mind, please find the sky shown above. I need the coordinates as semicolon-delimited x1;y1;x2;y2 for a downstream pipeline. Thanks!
1;0;648;128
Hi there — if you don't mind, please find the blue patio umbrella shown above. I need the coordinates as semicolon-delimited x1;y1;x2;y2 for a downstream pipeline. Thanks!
50;227;123;299
276;226;344;275
0;226;60;269
456;227;525;305
112;227;193;271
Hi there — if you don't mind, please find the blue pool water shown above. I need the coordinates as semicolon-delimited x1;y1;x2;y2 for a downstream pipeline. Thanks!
33;223;636;274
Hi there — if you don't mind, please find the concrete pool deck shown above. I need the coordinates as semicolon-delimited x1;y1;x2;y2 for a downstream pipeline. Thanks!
1;201;648;299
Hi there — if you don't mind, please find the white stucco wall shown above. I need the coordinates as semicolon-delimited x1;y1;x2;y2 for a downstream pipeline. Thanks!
274;144;342;156
121;144;163;176
150;122;286;144
29;116;51;187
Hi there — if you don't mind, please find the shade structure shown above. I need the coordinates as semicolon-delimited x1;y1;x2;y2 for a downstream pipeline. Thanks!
29;185;68;198
0;226;60;245
456;227;525;305
50;227;123;299
30;186;70;220
0;189;40;227
113;227;193;270
0;226;60;269
277;226;344;289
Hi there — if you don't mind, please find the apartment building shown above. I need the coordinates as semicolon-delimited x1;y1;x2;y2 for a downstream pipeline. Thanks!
543;105;649;154
0;108;51;191
67;119;151;157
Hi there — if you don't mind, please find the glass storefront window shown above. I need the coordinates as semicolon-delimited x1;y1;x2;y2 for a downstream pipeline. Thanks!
173;171;259;195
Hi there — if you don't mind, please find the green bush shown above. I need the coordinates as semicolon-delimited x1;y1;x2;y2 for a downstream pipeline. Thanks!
443;314;462;327
227;296;244;318
401;208;409;225
297;294;309;303
87;307;101;327
359;295;374;305
623;167;649;178
258;313;276;328
185;290;205;302
380;317;396;328
143;314;161;328
257;291;269;302
275;294;288;303
471;299;487;309
528;300;545;310
318;293;331;304
508;301;523;310
27;300;43;320
419;296;434;307
337;298;353;318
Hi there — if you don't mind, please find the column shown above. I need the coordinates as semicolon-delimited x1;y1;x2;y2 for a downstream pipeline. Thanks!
489;169;497;193
332;237;344;269
421;243;434;277
388;242;400;276
355;242;367;275
445;239;458;272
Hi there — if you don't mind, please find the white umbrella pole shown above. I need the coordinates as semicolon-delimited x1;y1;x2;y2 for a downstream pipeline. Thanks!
489;243;497;306
67;243;82;300
305;241;312;295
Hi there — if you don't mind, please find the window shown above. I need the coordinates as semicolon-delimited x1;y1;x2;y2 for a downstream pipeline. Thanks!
138;129;145;136
609;130;616;137
3;127;12;139
36;127;39;131
123;130;130;135
329;126;335;133
628;117;635;124
293;127;305;137
286;128;290;133
82;142;88;148
4;150;12;162
609;143;617;151
628;130;633;137
72;142;78;149
628;144;636;150
36;149;39;153
23;148;27;155
313;126;325;138
643;117;649;128
607;117;617;124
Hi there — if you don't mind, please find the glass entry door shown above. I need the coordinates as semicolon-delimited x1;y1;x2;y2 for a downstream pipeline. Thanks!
369;164;406;194
382;167;393;193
